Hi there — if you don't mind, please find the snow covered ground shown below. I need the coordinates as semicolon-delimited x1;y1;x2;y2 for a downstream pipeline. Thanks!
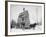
9;25;43;35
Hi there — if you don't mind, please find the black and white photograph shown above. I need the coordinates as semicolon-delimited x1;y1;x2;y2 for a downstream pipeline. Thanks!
5;1;45;36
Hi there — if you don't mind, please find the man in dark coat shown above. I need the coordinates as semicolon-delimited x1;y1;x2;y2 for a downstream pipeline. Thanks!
17;8;30;28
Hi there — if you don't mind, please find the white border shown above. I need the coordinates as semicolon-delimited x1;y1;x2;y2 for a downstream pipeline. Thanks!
8;2;44;35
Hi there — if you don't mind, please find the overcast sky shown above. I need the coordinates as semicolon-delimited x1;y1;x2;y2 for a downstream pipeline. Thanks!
10;4;42;24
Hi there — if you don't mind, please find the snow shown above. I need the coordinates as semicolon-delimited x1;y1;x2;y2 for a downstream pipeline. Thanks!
10;25;43;35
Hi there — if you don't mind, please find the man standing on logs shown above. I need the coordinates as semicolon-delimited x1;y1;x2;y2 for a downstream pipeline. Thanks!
17;8;30;29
